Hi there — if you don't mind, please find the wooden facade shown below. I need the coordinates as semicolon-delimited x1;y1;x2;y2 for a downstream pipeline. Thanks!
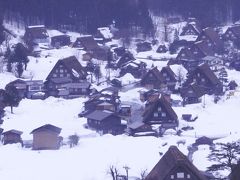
24;25;50;47
31;124;62;150
85;110;125;135
160;66;177;91
141;67;166;89
186;63;223;95
142;95;178;126
2;130;23;145
45;56;88;97
196;27;224;54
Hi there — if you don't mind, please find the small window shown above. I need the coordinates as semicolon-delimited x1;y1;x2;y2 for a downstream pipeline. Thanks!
170;175;174;179
53;73;57;77
162;112;166;117
60;69;64;73
163;73;167;77
149;73;153;77
177;172;184;178
66;73;70;77
60;74;64;77
181;53;185;57
166;77;170;81
201;78;205;82
158;107;161;111
82;88;87;92
208;43;212;47
154;112;158;117
187;174;191;179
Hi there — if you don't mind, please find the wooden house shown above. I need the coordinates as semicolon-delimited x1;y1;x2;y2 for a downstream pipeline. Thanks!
85;110;125;135
196;27;224;54
195;136;213;146
127;121;155;137
23;25;50;47
175;48;199;72
45;56;88;97
141;67;166;89
160;66;177;91
145;146;207;180
181;83;205;105
142;95;178;126
72;35;108;60
2;129;23;145
180;22;202;36
95;27;113;42
120;61;146;79
116;51;135;68
136;42;152;52
186;63;223;95
191;41;215;58
31;124;62;150
229;163;240;180
223;25;240;44
51;34;71;48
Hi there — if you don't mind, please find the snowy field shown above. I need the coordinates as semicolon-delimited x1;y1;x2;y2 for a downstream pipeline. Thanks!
1;76;240;179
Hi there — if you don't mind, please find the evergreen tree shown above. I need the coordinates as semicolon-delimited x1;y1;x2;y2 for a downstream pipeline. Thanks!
16;62;24;78
5;85;22;114
14;43;29;70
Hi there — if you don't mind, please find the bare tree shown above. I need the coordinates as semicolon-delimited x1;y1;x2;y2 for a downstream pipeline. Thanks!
207;142;240;175
123;165;130;180
139;169;148;180
107;165;119;180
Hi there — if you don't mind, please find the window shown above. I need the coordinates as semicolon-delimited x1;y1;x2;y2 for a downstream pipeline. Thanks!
181;53;185;57
166;77;170;81
187;174;191;179
60;74;64;77
53;73;57;77
154;112;158;117
29;85;41;91
197;73;200;77
162;112;166;117
149;73;153;77
170;175;174;179
177;172;184;178
158;107;161;111
188;90;193;93
201;78;205;82
60;69;64;73
163;73;167;77
208;43;212;47
82;88;87;93
66;73;70;77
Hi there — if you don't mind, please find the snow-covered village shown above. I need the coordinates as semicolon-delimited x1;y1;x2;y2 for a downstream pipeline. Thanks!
0;0;240;180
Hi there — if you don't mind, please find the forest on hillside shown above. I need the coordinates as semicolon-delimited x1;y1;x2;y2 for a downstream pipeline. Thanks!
0;0;240;39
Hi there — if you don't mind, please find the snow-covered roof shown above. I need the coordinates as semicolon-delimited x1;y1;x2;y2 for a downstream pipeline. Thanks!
97;27;113;39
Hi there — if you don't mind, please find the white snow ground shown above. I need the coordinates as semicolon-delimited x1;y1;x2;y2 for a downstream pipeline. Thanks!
1;22;240;179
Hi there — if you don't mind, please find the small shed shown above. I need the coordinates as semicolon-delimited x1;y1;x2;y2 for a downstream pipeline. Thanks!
195;136;213;146
31;124;62;150
2;129;23;145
